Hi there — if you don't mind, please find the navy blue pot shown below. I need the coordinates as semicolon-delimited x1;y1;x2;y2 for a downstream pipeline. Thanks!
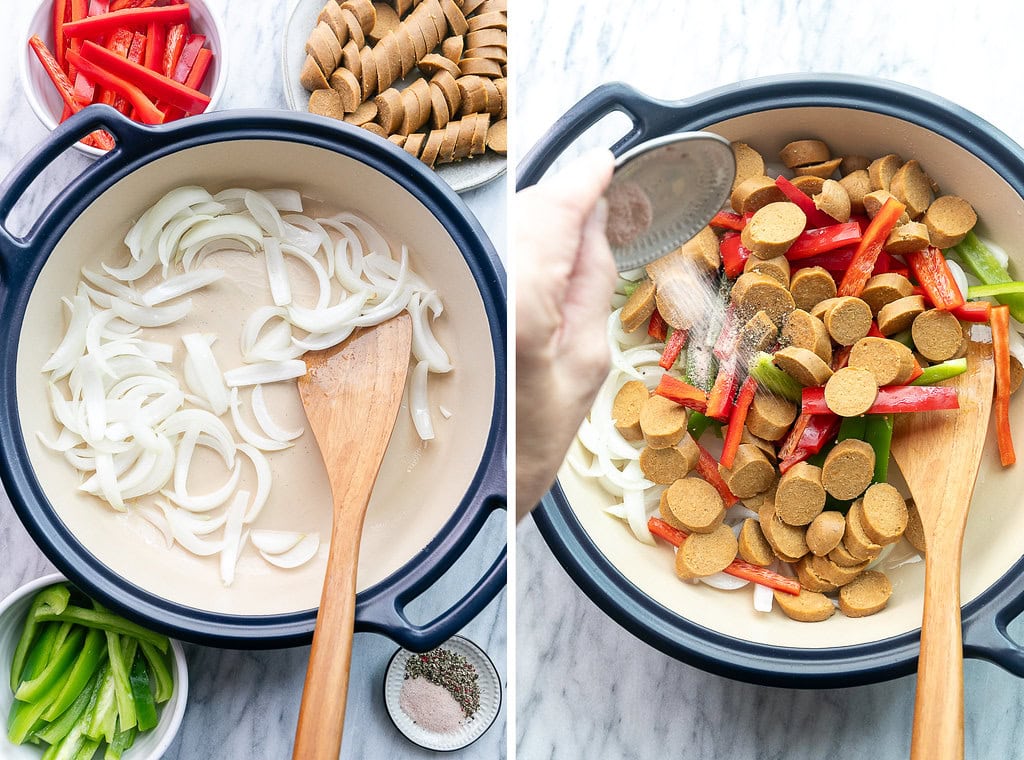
517;74;1024;687
0;107;506;650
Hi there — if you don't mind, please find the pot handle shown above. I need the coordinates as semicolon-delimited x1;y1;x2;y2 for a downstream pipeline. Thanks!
516;82;683;190
0;106;146;282
355;463;507;652
962;571;1024;676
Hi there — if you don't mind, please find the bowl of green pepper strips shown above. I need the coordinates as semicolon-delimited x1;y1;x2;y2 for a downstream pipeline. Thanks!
0;574;188;759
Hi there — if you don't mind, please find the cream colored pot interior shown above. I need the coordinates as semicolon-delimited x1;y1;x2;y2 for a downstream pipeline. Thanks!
18;139;495;616
560;106;1024;648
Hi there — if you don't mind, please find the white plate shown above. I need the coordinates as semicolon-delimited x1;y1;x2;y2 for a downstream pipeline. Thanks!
281;0;506;194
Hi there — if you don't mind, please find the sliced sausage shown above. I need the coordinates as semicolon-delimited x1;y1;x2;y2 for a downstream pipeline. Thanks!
791;175;825;196
721;444;776;498
619;278;656;332
789;267;837;313
738;518;774;566
731;272;796;324
780;139;831;168
774;588;836;622
805;510;846;556
838;570;893;617
912;308;963;362
673;225;721;275
731;142;766;192
344;99;378;126
813;179;851;223
884;221;930;254
612;380;647;441
822;439;875;500
666;477;726;534
844;501;884;561
744;254;790;286
904;499;926;554
860;272;914;316
485;118;507;154
848;337;915;387
759;503;809;561
1011;355;1024;395
645;243;714;330
829;537;876;567
860;482;908;545
740;310;779;356
730;175;786;214
773;346;834;387
841;155;871;175
794;555;839;593
743;484;777;511
808;553;869;587
868;153;902;192
889;160;934;219
641;444;695;485
838;169;871;214
746;391;798;441
741;428;777;462
877;295;926;336
741;202;806;259
639;394;688;449
794;158;842;179
776;461;827;526
308;88;345;119
922;195;978;249
675;524;738;578
824;367;879;417
658;490;686;531
822;296;873;346
782;308;832;364
301;55;331;91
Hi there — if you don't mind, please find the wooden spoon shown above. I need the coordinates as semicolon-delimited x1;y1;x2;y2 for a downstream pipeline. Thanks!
292;314;412;760
890;338;994;760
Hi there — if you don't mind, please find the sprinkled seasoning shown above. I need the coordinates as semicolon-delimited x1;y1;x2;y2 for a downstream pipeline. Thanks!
404;647;481;719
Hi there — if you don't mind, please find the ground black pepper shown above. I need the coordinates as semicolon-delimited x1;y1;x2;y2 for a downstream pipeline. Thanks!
404;647;481;718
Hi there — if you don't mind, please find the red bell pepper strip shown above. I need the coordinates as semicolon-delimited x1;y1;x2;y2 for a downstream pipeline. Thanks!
695;443;739;507
182;45;211;89
838;197;906;297
952;301;991;322
654;375;708;413
710;210;747;231
720;377;757;469
110;0;157;8
65;48;164;123
162;22;187;77
648;517;802;595
94;24;130;108
658;328;687;370
144;20;165;71
867;322;885;339
992;305;1016;466
790;245;903;277
906;357;924;384
774;175;836;228
785;222;863;261
79;40;210;113
171;33;205;82
111;31;147;114
705;363;737;421
906;246;965;311
65;0;90;83
801;385;959;415
54;0;70;69
719;233;750;279
647;310;667;342
777;412;840;473
63;5;191;38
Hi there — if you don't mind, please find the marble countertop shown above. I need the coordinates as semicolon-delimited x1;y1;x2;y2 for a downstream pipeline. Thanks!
0;1;507;758
515;1;1024;759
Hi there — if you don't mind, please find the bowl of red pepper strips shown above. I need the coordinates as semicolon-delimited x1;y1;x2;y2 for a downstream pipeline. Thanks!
20;0;226;157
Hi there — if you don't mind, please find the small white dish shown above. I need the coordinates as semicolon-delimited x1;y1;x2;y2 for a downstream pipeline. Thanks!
383;635;502;752
19;0;229;158
0;573;189;760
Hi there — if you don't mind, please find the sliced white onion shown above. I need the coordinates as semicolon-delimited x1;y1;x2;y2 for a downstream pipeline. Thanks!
240;306;289;358
287;291;370;334
158;409;236;467
178;215;262;252
42;291;92;378
623;487;654;545
236;443;272;523
110;297;192;328
699;572;749;590
125;186;214;259
408;292;452;372
409;360;434;441
251;385;303;441
181;333;229;416
134;503;173;549
259;533;320;569
753;581;775;613
228;389;291;451
158;214;214;274
251;529;304;555
158;500;225;556
81;268;141;303
263;237;291;307
224;360;307;388
439;405;452;419
102;246;158;282
141;269;224;306
281;243;331;311
220;489;250;586
946;259;969;303
166;426;241;512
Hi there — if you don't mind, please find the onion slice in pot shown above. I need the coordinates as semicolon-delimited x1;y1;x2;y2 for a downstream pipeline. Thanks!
259;533;320;569
251;385;303;441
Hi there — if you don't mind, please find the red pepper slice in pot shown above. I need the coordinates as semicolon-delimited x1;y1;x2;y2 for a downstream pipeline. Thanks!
992;304;1016;466
838;196;906;297
801;385;959;415
785;222;863;261
654;375;708;413
906;246;966;311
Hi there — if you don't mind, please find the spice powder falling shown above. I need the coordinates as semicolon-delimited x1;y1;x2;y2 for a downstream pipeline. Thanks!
399;647;481;734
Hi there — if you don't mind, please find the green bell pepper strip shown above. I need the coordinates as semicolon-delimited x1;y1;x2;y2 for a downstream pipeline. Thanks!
14;627;85;704
85;667;116;742
887;328;915;349
34;668;103;746
138;640;173;703
837;416;867;442
7;624;59;743
105;725;137;760
910;358;968;386
105;632;137;732
130;652;158;732
686;411;714;441
748;352;803;402
42;627;107;721
954;231;1024;322
11;585;71;692
864;414;895;482
34;606;169;653
622;280;640;297
967;282;1024;298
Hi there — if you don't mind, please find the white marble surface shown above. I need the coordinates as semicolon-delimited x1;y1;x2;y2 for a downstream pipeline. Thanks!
0;1;507;758
515;2;1024;759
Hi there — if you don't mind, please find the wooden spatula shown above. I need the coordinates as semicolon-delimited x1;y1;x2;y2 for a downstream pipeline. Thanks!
890;338;994;760
292;314;412;760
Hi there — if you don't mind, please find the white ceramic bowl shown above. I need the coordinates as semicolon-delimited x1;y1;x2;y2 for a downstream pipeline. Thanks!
0;573;189;759
19;0;228;158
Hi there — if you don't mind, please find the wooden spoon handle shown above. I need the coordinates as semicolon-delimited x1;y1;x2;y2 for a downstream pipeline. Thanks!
292;530;360;760
911;542;965;760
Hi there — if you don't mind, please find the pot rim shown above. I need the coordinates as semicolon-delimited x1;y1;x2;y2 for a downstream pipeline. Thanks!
0;107;507;649
523;72;1024;687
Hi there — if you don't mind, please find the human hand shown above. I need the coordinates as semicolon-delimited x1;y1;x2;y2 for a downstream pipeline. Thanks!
516;149;617;521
